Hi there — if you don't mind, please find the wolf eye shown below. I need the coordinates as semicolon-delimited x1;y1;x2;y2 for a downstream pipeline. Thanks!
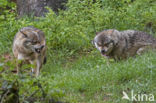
97;43;102;46
105;41;113;46
32;41;37;45
104;43;110;46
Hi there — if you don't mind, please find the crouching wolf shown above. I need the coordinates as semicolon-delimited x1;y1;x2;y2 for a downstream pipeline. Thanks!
92;29;156;60
13;26;46;77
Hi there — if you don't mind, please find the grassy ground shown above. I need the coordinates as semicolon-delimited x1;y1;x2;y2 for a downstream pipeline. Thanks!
38;50;156;103
0;28;156;103
0;43;156;103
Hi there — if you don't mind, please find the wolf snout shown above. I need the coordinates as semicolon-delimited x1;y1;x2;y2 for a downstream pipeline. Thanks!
35;48;41;53
101;49;106;54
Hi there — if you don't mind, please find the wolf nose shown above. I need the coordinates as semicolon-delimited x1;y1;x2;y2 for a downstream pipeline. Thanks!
101;50;105;54
35;48;40;53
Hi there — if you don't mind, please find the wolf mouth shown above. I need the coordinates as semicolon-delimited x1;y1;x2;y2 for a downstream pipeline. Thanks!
101;52;109;58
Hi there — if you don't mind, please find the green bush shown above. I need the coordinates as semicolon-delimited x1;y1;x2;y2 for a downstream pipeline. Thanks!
0;0;155;55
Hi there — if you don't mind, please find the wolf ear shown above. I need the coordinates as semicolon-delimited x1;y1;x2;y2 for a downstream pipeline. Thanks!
20;30;27;38
111;30;120;45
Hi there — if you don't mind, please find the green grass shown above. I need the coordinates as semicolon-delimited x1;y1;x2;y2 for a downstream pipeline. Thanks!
1;47;156;102
38;50;156;103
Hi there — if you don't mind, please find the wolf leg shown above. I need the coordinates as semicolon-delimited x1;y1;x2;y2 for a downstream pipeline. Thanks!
17;54;24;74
29;60;36;74
35;56;42;77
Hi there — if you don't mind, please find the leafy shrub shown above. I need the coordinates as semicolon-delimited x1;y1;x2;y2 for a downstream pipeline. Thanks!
0;57;65;103
0;0;155;55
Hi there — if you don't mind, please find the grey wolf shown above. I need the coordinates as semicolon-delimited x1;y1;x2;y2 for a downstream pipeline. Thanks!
12;26;46;76
92;29;156;60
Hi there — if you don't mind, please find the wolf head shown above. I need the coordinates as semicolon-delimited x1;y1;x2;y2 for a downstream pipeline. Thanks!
20;27;46;54
92;29;120;57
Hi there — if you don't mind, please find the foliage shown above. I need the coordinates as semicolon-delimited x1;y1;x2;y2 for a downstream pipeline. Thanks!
0;0;16;20
0;0;156;54
0;0;156;102
0;57;65;103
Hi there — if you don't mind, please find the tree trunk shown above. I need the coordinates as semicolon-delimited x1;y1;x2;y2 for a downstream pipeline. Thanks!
10;0;17;3
16;0;67;17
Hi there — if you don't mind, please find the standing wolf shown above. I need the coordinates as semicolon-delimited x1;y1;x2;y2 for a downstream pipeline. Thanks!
13;26;46;77
92;29;156;60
